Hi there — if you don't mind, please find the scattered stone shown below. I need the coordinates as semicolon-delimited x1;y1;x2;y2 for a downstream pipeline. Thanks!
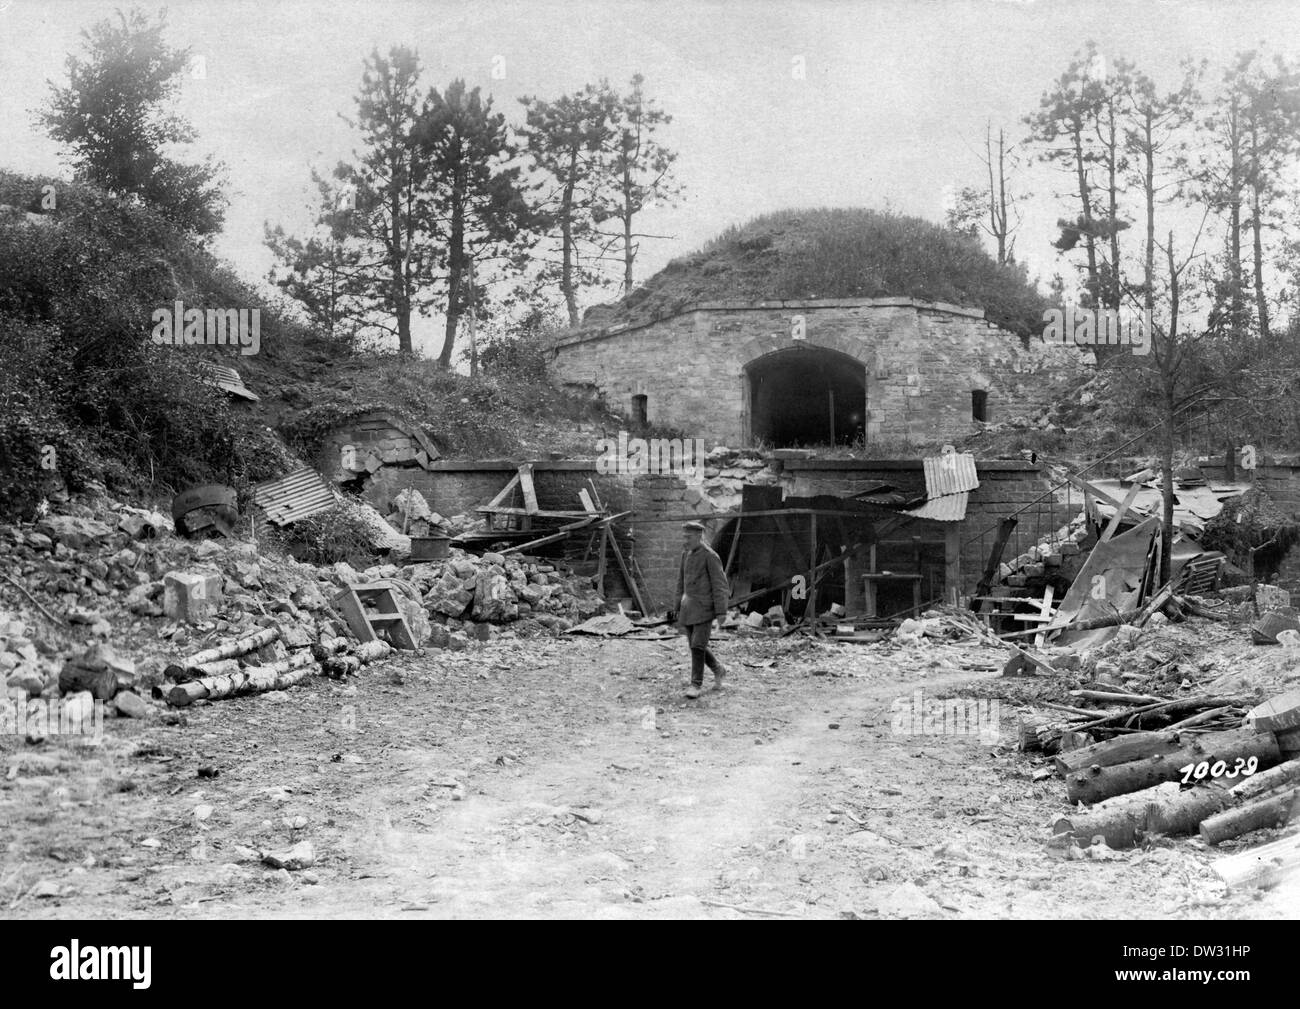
113;691;149;719
262;840;315;871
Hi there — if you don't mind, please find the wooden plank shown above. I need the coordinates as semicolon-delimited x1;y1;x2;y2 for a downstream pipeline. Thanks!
578;488;598;514
484;473;521;510
1064;472;1126;509
1101;482;1143;542
608;532;648;615
518;463;539;514
1032;586;1055;648
595;526;608;593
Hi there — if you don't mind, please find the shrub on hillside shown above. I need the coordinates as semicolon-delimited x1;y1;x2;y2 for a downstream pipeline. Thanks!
0;171;331;515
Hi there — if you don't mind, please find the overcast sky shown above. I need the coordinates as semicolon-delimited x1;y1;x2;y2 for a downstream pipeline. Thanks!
4;0;1300;356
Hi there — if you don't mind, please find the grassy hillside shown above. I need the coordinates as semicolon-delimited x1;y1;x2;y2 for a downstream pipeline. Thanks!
589;207;1051;338
0;170;611;520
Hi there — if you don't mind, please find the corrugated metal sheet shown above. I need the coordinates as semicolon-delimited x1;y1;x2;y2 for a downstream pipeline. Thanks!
922;452;979;496
197;361;260;402
898;491;968;522
253;467;336;526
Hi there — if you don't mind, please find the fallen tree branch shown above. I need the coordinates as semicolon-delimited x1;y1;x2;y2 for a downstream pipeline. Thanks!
0;572;65;627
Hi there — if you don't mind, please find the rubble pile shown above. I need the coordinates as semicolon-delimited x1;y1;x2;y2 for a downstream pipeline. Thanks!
698;446;779;512
998;514;1089;586
0;494;616;727
407;548;605;631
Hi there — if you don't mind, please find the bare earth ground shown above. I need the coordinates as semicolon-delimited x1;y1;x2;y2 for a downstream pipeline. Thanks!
3;634;1297;920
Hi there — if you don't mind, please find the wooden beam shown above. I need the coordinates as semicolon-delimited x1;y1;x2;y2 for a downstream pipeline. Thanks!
608;531;648;615
1101;482;1143;542
485;473;521;510
518;463;539;515
1063;472;1125;509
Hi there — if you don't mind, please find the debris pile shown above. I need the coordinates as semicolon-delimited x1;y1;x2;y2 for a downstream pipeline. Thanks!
997;516;1088;585
0;493;619;732
408;548;605;631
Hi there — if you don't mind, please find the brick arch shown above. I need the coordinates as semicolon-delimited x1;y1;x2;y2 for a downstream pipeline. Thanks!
737;328;875;370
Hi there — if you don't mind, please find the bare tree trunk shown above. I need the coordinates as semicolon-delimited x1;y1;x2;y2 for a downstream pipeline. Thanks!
1159;234;1178;586
391;188;413;355
1105;99;1122;309
561;149;579;326
623;158;635;292
1250;134;1271;339
1070;113;1100;305
439;191;465;369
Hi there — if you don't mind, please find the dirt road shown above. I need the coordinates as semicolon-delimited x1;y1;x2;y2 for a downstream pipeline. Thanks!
2;635;1296;919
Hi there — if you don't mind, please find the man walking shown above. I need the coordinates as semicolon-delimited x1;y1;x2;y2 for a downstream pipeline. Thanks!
670;521;729;699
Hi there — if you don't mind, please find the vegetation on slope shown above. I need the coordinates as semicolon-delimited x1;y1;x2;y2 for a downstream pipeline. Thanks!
592;208;1051;338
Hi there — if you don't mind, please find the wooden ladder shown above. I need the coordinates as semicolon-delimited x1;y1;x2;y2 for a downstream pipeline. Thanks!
332;583;417;649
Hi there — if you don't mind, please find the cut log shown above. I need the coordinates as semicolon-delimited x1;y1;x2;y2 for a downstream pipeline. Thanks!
1070;689;1167;705
1018;714;1068;754
165;626;281;681
1277;725;1300;759
355;640;392;664
323;655;362;678
186;659;241;679
1054;730;1183;775
1210;831;1300;889
1064;728;1281;805
311;636;351;661
1246;689;1300;734
165;650;317;707
1053;780;1232;848
1199;788;1300;845
1222;756;1300;802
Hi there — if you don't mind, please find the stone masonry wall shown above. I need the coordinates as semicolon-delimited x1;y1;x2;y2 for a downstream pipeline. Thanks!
550;299;1088;448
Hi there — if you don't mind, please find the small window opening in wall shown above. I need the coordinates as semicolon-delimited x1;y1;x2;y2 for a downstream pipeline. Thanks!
632;394;648;426
971;389;989;422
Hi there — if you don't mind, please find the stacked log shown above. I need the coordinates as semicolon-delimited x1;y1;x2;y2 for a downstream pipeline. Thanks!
165;626;281;681
165;649;318;707
1198;758;1300;844
1054;756;1300;848
321;639;391;679
1064;728;1280;805
1054;730;1184;775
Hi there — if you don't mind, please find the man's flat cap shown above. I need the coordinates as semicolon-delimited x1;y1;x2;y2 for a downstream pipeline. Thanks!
682;521;706;532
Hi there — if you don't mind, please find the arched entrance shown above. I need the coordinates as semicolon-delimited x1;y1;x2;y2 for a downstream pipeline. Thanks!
746;346;867;447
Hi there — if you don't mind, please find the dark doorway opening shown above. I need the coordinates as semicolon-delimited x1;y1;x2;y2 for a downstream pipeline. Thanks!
632;394;648;426
971;389;988;422
748;348;866;447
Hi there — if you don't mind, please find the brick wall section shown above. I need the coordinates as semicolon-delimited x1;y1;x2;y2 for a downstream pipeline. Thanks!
319;416;429;483
549;298;1088;447
361;457;1063;608
359;462;633;521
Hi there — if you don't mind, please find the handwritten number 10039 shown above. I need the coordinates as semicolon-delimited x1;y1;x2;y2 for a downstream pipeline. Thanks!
1177;756;1257;784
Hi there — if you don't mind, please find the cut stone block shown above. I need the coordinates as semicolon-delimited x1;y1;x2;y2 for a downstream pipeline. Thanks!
163;570;223;624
